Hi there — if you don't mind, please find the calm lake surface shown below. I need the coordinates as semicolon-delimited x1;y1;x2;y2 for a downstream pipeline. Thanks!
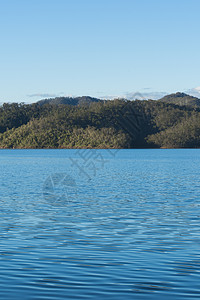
0;149;200;299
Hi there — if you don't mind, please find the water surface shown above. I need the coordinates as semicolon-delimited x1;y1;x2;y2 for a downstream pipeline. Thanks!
0;149;200;299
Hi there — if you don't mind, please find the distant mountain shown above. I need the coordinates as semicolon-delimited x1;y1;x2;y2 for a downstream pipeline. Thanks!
158;92;200;106
35;91;200;107
125;91;167;100
100;91;167;100
100;87;200;101
37;96;102;106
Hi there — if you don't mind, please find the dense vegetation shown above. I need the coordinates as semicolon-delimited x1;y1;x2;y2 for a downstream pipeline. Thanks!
37;96;101;106
1;93;200;148
159;92;200;107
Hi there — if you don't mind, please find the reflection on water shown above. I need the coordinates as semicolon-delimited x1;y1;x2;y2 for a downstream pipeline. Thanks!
0;149;200;299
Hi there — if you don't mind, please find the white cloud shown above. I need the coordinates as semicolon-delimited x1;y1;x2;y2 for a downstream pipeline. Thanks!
125;91;167;100
185;87;200;98
100;91;167;100
194;87;200;91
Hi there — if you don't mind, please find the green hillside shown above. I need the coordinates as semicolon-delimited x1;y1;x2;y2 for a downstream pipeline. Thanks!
158;92;200;106
37;96;102;106
0;94;200;148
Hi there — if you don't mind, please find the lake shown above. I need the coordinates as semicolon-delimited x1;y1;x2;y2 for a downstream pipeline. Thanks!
0;149;200;299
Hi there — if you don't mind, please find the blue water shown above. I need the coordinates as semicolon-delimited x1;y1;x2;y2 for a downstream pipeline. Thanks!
0;149;200;299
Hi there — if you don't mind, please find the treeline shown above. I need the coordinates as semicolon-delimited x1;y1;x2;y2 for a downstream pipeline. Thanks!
0;99;200;148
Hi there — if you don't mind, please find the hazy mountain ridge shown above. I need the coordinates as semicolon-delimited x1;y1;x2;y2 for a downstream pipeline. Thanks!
35;91;200;107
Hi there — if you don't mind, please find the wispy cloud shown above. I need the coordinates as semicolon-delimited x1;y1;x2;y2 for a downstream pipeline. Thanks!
27;93;64;98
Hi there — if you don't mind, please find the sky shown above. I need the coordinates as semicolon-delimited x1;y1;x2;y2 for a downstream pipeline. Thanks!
0;0;200;103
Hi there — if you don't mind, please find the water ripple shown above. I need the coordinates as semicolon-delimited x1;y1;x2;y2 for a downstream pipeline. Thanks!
0;149;200;299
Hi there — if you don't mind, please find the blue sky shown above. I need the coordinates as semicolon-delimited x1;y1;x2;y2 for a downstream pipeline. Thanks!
0;0;200;102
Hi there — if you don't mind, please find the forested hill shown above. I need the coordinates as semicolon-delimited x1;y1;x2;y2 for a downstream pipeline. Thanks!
37;96;102;106
1;93;200;148
159;92;200;107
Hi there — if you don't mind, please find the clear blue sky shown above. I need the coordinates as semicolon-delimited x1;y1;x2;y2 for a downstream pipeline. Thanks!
0;0;200;102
